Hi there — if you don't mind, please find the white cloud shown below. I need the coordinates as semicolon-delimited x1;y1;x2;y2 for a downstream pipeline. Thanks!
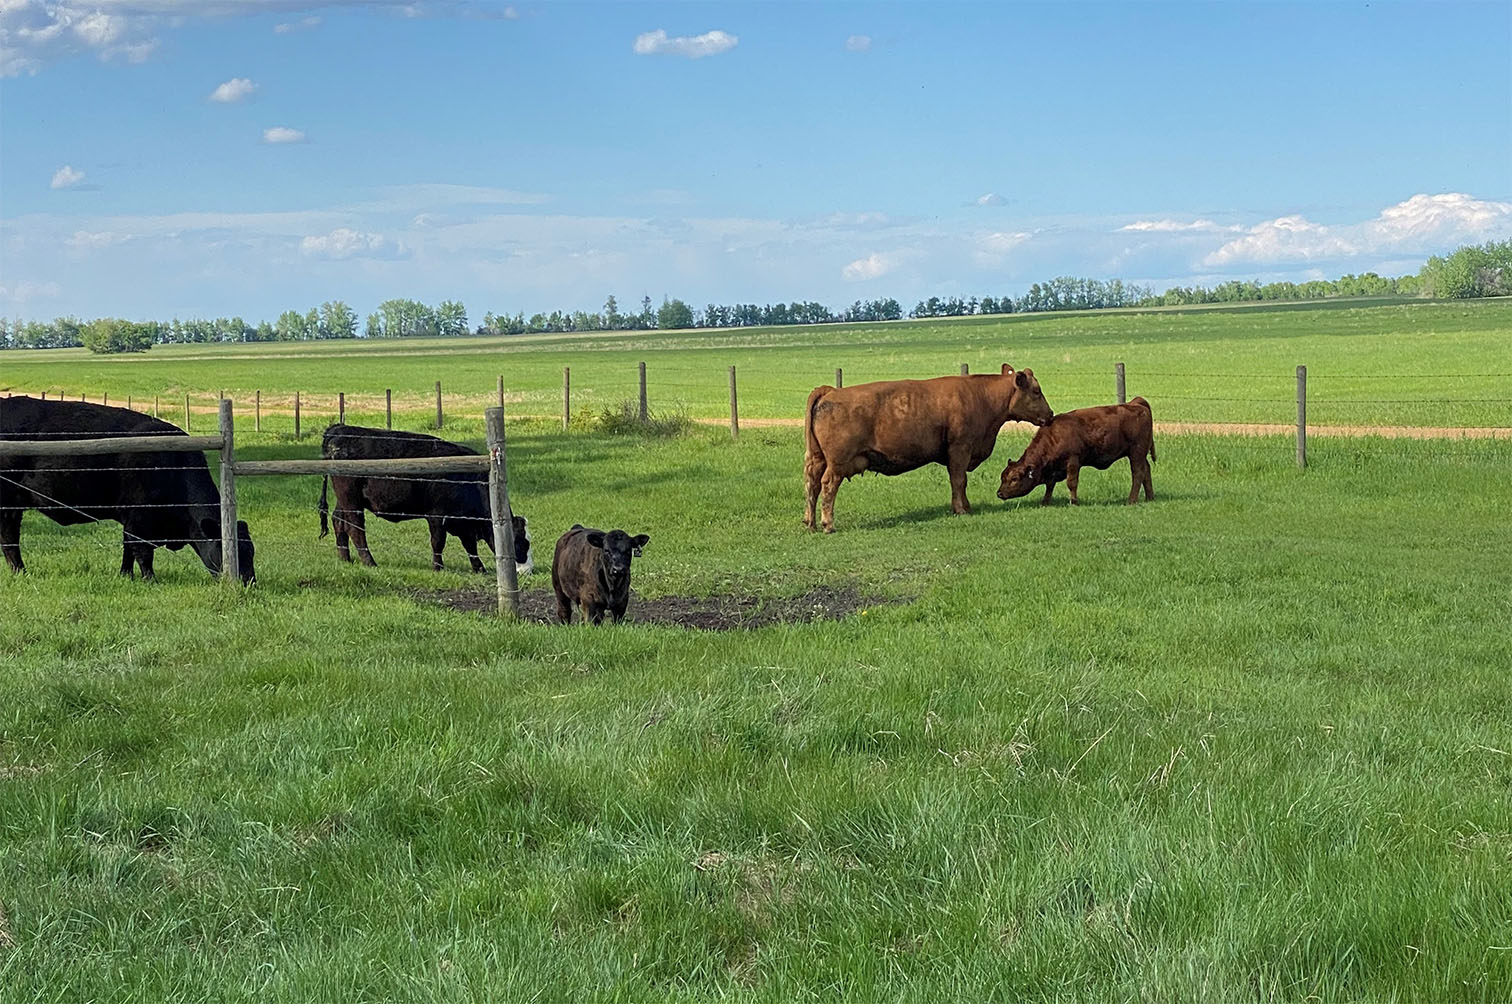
273;16;322;34
633;28;738;59
1201;193;1512;268
209;77;257;103
300;227;406;260
50;165;86;190
842;252;899;281
66;230;132;249
0;279;62;304
845;34;871;52
975;193;1006;207
262;126;307;144
979;231;1031;253
1120;218;1234;233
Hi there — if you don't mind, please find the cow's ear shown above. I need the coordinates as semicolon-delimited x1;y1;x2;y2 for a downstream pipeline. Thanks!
630;533;649;556
513;514;527;531
1001;363;1014;376
585;531;606;549
1014;369;1030;390
236;520;250;535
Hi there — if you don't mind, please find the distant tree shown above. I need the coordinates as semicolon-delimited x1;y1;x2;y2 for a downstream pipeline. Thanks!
276;309;308;341
436;299;468;336
321;300;358;340
81;318;153;354
657;297;694;329
604;295;623;330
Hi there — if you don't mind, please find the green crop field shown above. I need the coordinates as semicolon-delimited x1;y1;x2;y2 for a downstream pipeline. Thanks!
2;299;1511;1001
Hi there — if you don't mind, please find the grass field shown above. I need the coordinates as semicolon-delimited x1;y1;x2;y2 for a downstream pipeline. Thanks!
2;300;1511;1001
4;298;1512;430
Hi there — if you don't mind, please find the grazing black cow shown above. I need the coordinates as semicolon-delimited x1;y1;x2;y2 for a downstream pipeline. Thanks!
0;396;254;582
316;424;531;574
551;524;650;625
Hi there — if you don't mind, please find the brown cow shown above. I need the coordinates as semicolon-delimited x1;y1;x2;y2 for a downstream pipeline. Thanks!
996;397;1155;506
552;524;650;625
803;365;1053;532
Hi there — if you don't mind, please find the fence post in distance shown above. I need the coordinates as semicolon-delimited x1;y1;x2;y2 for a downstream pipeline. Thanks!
835;367;843;389
255;390;261;433
385;389;392;429
218;398;240;585
338;392;345;425
294;391;301;439
638;362;648;422
1116;362;1126;405
435;380;443;429
563;367;570;430
729;365;739;440
960;363;969;376
486;406;521;619
1296;365;1307;469
498;374;505;411
185;394;191;432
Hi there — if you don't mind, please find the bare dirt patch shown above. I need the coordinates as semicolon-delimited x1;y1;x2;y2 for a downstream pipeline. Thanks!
429;584;894;630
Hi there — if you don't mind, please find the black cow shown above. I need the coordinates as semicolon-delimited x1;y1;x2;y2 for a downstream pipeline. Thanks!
316;424;531;574
551;524;650;625
0;396;254;582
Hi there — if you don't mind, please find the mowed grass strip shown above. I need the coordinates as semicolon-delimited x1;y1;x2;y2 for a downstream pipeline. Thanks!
2;422;1510;1001
4;298;1511;429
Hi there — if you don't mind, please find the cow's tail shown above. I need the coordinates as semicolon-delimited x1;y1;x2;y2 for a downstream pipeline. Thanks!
318;475;330;538
805;385;833;463
1130;397;1156;462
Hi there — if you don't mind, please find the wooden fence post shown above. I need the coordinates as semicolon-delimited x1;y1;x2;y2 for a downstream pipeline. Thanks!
294;391;301;439
563;367;571;430
255;390;261;433
127;395;131;411
485;406;521;619
835;367;843;389
1116;362;1126;405
960;363;969;376
435;380;443;429
339;392;346;424
497;374;505;410
153;395;158;418
638;362;648;422
218;399;240;585
184;394;191;432
385;389;392;429
103;393;108;406
1296;365;1307;469
729;365;739;440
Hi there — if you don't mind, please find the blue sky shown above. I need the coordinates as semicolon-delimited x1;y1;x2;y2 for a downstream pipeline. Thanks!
3;0;1510;323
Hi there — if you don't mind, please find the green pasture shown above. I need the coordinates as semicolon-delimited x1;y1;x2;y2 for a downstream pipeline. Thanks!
3;298;1511;430
2;299;1511;1000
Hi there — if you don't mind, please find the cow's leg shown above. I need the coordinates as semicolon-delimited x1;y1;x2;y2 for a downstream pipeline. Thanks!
120;531;135;578
0;511;23;573
332;507;353;563
1065;458;1082;506
459;531;486;573
819;467;845;534
947;445;974;514
802;450;825;530
1041;481;1055;506
610;600;628;624
135;544;156;582
555;589;573;624
345;509;376;567
586;602;607;626
1139;453;1154;501
427;519;447;571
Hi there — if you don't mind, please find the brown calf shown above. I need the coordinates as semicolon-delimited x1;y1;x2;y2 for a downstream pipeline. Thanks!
803;365;1054;532
996;397;1155;506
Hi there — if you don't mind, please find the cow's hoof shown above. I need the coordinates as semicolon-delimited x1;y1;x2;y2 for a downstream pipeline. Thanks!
823;525;835;534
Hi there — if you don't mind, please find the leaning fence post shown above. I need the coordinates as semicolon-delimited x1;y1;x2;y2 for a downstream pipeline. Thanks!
255;390;261;433
294;391;301;439
1296;365;1307;469
339;392;346;424
1116;362;1127;405
729;365;739;440
835;367;843;389
218;399;240;585
563;367;571;430
385;389;392;429
435;380;443;429
485;406;521;619
638;362;648;422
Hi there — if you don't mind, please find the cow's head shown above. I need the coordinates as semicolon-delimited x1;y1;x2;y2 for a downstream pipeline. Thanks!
585;528;650;591
196;517;256;584
996;458;1040;500
1002;365;1053;425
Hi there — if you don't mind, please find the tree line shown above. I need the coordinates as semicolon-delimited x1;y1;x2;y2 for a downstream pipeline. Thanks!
3;241;1507;353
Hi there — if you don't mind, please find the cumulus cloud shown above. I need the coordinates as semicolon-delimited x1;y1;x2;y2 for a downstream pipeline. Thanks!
974;193;1006;207
1;0;160;75
209;77;257;102
262;126;307;144
50;165;86;190
0;279;62;304
300;227;406;260
842;252;899;281
845;34;871;52
633;28;738;58
1202;193;1512;268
